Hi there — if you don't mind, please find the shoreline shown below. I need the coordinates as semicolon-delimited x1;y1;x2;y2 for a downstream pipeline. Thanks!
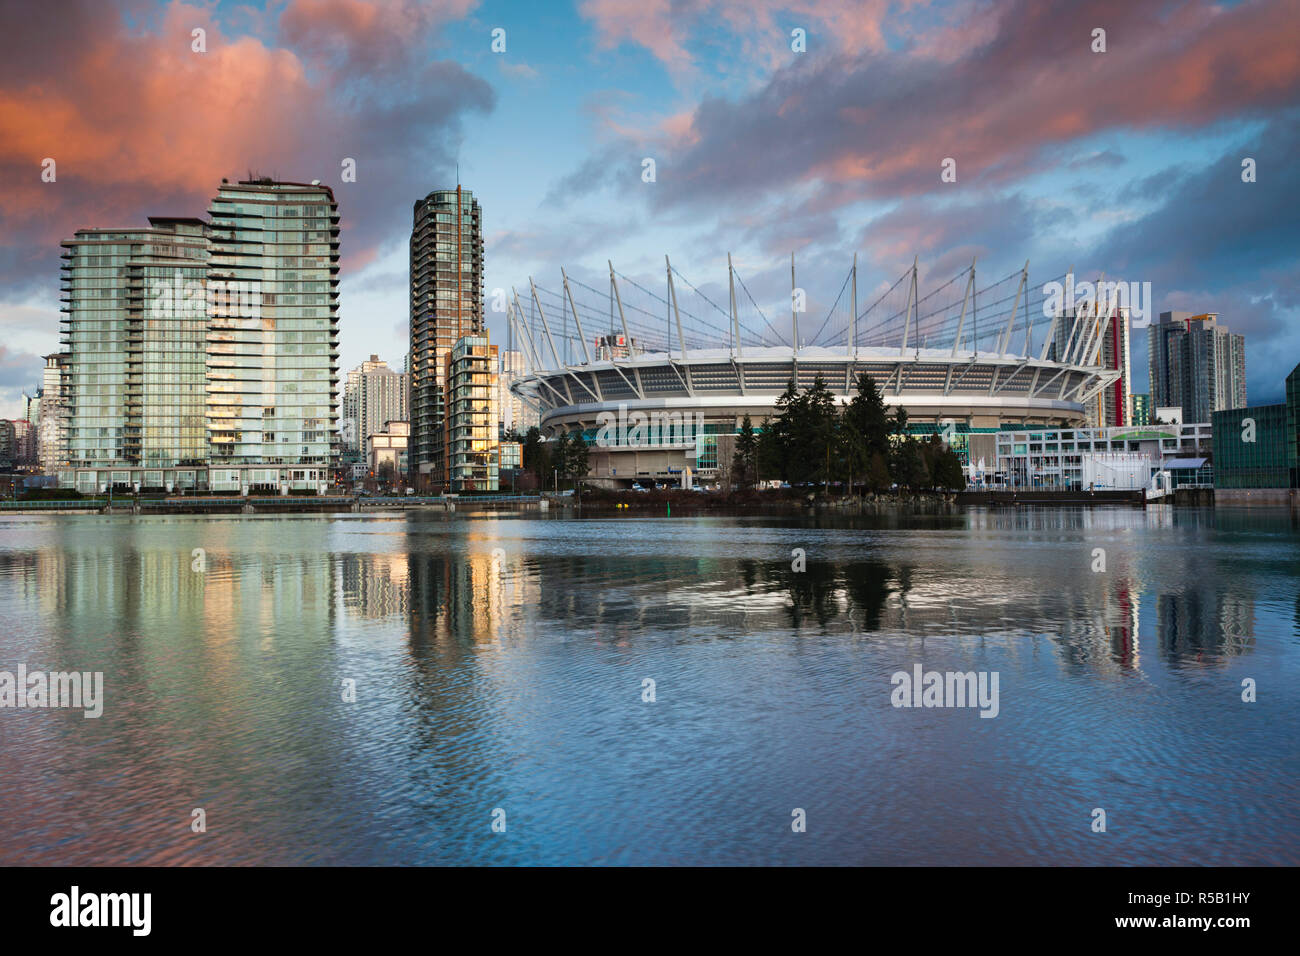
3;488;1290;516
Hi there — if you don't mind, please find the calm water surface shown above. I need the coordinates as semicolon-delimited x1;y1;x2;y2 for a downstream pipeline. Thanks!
1;506;1297;865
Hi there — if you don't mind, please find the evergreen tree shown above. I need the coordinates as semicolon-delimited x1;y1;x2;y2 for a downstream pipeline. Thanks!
765;379;800;482
803;374;838;489
839;413;868;496
929;435;966;490
552;431;570;491
866;451;892;492
845;372;892;463
522;426;550;482
887;405;911;486
896;439;930;490
564;432;590;496
734;414;758;489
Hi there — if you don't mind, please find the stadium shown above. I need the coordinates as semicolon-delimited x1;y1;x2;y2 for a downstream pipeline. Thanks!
508;257;1122;486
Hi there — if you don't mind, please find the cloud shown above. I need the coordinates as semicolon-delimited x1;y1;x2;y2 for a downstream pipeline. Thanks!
499;60;540;80
0;0;492;302
579;0;696;76
277;0;478;78
556;0;1300;214
1090;114;1300;296
1085;111;1300;400
0;345;41;387
578;0;900;81
1068;150;1125;171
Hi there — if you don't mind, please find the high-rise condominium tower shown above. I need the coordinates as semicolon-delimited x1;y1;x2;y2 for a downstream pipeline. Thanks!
1148;311;1246;423
497;348;538;436
409;186;483;476
37;352;68;472
56;178;340;493
60;217;210;467
343;354;408;454
1093;306;1131;427
206;179;340;470
438;333;499;492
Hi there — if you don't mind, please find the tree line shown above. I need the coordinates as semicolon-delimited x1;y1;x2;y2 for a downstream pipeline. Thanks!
730;373;966;492
509;426;590;492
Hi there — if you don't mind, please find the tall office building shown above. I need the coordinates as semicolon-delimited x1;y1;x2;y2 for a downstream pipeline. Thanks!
1148;311;1246;424
409;186;484;480
343;355;408;454
0;419;35;468
12;420;35;466
206;179;340;484
0;421;13;470
22;391;40;428
60;218;210;467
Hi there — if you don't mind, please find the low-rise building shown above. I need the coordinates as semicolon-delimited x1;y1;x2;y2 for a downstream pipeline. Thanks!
1211;361;1299;503
58;464;329;495
366;420;409;482
992;421;1212;490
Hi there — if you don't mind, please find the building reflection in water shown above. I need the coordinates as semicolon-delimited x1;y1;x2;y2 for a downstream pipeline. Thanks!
386;508;1269;680
1;505;1272;687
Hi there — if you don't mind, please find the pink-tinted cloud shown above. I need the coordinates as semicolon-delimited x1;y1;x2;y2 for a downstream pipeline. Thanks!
278;0;478;76
0;0;490;291
580;0;696;75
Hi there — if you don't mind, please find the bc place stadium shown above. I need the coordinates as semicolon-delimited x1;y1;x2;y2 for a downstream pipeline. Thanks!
507;256;1126;487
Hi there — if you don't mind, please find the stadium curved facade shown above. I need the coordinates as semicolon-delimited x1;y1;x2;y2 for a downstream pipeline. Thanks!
507;258;1122;485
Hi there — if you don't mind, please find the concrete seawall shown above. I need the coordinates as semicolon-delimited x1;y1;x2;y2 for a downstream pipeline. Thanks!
957;489;1146;506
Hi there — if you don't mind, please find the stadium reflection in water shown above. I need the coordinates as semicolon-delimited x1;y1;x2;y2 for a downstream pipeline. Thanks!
0;507;1296;865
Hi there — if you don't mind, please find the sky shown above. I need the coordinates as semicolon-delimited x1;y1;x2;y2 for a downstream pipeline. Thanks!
1;0;1298;419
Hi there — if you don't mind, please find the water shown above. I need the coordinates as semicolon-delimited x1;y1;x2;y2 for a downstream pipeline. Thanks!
0;506;1297;865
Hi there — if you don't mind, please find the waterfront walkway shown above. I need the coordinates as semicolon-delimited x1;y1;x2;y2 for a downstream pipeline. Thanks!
0;494;546;514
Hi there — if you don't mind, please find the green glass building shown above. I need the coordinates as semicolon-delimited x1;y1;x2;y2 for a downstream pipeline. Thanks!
1130;393;1151;426
1288;361;1300;488
1211;362;1300;489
